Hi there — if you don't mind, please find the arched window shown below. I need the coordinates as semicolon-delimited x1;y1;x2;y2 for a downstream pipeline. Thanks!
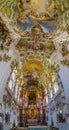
53;82;59;94
8;79;13;89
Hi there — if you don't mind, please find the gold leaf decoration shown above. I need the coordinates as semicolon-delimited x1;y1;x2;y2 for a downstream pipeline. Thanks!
0;56;2;61
61;59;69;67
3;54;11;62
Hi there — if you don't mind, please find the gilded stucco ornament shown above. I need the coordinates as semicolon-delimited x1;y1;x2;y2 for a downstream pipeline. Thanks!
16;25;56;55
10;60;18;70
0;0;69;36
62;42;69;56
0;56;2;61
61;59;69;67
3;54;11;62
46;0;69;31
0;0;69;99
0;17;9;38
57;0;69;31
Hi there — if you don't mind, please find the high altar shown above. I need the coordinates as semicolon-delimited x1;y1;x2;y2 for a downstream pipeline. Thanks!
19;104;46;126
19;84;46;126
19;68;46;126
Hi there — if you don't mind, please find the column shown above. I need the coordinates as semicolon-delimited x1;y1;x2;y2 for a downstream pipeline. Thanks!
51;82;58;127
47;88;51;126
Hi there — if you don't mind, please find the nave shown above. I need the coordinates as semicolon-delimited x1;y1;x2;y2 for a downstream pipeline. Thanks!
0;0;69;130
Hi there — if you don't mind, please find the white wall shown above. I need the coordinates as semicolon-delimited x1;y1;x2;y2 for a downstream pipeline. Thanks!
59;64;69;123
0;61;11;103
59;64;69;99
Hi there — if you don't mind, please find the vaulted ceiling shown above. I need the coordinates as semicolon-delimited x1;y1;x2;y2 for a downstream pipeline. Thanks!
0;0;69;92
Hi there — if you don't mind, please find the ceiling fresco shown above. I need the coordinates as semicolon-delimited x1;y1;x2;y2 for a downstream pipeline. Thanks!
0;0;69;103
0;0;69;33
